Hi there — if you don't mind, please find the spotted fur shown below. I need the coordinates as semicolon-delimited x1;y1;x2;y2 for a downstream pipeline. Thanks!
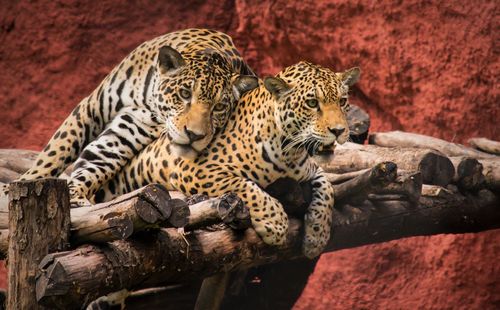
97;62;360;258
15;29;256;205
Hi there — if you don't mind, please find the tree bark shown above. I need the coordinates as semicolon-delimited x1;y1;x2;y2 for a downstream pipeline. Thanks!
332;161;397;205
0;149;39;174
480;158;500;192
369;131;495;159
449;157;485;191
315;143;455;186
346;104;370;144
8;178;71;310
468;137;500;156
70;184;182;244
35;188;499;309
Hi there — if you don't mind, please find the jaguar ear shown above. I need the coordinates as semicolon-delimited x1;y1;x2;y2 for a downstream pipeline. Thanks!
264;77;290;98
158;46;186;74
341;67;361;87
232;75;259;100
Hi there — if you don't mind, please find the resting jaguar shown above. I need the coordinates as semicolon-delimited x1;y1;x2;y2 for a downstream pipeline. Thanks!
15;28;257;205
96;61;360;258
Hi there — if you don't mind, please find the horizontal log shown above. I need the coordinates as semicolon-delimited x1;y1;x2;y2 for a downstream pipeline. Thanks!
185;193;251;231
0;149;39;174
70;184;181;244
0;167;19;184
369;131;495;159
346;104;370;144
373;171;422;204
333;162;397;205
35;188;499;308
449;157;485;191
325;169;369;184
315;143;454;186
468;137;500;155
480;159;500;192
0;229;7;260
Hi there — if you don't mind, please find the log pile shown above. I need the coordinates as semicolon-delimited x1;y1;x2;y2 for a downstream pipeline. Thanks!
0;105;498;308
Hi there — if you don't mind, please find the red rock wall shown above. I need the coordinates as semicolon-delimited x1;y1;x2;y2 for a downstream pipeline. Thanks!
0;0;498;308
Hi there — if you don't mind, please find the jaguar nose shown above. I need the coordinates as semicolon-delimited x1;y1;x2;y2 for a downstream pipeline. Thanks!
184;126;206;142
328;126;346;137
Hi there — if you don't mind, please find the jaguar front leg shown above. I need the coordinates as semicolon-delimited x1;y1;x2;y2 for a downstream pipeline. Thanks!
174;174;289;246
302;166;335;258
68;108;161;206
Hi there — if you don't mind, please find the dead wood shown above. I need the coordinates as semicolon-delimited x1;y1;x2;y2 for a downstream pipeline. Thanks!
346;104;370;144
479;158;500;192
8;178;71;310
449;157;485;191
0;149;39;174
70;184;181;244
369;131;495;159
35;187;499;309
316;143;454;186
332;162;398;205
0;167;20;184
468;137;500;155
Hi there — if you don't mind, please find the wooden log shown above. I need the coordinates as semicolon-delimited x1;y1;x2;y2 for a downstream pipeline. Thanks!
316;143;455;186
479;159;500;192
325;169;369;184
70;184;181;244
186;193;251;230
8;178;71;310
0;167;20;183
333;162;398;205
0;190;249;255
468;137;500;155
373;171;422;204
369;131;495;159
0;149;39;174
0;229;8;260
35;188;499;309
346;104;370;144
0;200;7;230
449;157;485;191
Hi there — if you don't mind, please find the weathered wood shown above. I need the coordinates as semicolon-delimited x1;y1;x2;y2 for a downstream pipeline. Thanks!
186;193;251;230
468;137;500;155
0;149;39;174
373;171;422;204
479;158;500;192
325;169;370;184
0;200;7;230
346;104;370;144
0;229;8;260
449;157;485;191
0;167;20;183
70;184;178;244
8;178;71;310
369;131;495;159
333;162;398;205
35;187;499;309
316;143;455;186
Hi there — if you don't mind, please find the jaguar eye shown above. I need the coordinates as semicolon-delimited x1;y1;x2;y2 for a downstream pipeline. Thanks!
339;98;348;107
213;102;226;112
179;89;191;100
306;99;319;109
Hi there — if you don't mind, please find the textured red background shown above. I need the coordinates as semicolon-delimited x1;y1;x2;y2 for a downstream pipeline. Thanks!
0;1;498;308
